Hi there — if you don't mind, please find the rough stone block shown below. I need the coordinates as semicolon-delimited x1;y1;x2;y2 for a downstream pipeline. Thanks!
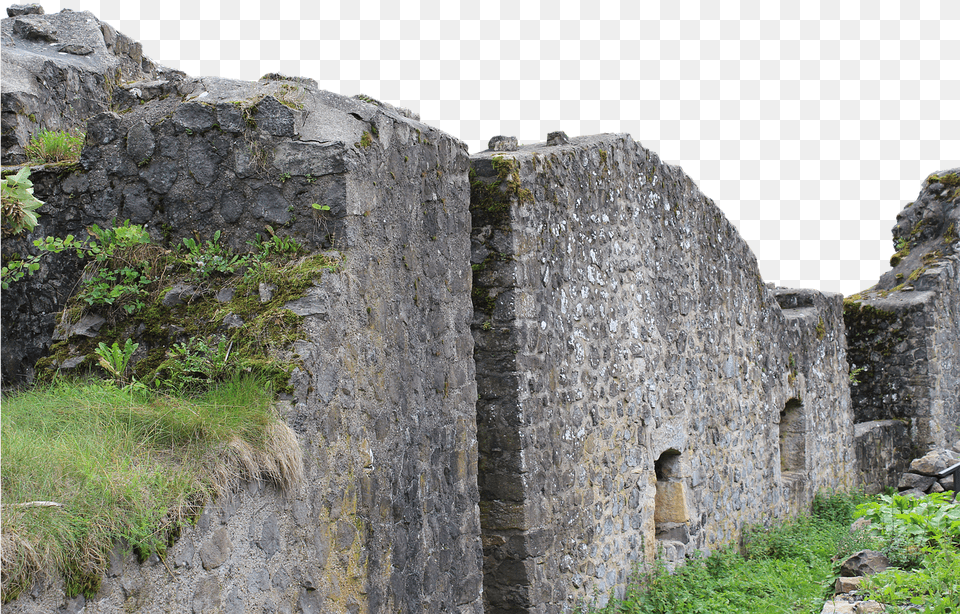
199;527;232;570
910;449;960;476
834;576;862;594
897;472;936;491
654;482;691;524
840;550;889;577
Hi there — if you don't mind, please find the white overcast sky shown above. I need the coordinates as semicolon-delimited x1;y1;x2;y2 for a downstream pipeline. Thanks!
28;0;960;297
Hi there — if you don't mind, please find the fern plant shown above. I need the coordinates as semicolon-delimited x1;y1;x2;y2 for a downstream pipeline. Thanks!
95;339;139;387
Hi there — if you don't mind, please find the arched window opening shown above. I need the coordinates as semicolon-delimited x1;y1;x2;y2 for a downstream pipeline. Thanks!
653;449;690;559
779;398;806;473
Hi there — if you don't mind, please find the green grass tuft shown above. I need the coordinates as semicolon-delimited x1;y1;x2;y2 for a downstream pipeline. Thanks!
24;129;84;164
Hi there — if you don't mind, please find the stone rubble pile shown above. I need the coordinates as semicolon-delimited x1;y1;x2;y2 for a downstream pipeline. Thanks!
821;549;889;613
896;446;960;498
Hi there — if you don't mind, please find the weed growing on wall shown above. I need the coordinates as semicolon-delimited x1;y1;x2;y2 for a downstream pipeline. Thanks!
180;229;247;279
74;222;158;317
94;339;139;388
31;218;339;395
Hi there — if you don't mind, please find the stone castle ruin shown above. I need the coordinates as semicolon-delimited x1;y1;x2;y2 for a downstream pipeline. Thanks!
2;6;958;614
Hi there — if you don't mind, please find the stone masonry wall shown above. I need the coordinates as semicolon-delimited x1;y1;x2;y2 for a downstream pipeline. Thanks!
469;134;855;613
773;288;858;512
3;78;483;614
1;5;163;164
1;72;409;384
3;8;958;612
846;259;960;484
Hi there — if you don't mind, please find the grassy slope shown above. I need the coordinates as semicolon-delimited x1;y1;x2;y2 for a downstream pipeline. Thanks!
0;376;302;602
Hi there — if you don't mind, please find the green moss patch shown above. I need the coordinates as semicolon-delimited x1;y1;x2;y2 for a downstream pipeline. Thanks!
37;241;340;395
926;171;960;187
469;155;533;227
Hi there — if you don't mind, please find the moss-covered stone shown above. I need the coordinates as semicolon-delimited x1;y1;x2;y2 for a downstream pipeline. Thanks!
36;248;339;395
469;155;533;228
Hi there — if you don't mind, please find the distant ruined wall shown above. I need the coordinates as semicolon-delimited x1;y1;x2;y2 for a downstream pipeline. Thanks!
469;135;854;613
846;170;960;491
3;77;483;614
772;288;858;509
846;261;960;452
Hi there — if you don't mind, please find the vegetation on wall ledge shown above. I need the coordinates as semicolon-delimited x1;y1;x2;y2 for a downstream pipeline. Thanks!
2;215;331;601
469;155;533;227
23;129;84;165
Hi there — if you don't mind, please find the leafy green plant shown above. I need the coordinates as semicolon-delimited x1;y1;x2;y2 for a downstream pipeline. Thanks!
94;339;139;387
311;202;330;213
1;168;44;237
180;230;247;279
155;336;234;393
3;219;154;295
854;492;960;568
247;228;303;259
1;233;87;289
77;266;151;314
74;222;155;315
23;128;84;164
860;547;960;612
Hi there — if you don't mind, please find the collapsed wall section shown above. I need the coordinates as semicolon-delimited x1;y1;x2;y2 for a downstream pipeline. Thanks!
3;79;483;614
847;170;960;490
469;134;855;613
1;6;163;165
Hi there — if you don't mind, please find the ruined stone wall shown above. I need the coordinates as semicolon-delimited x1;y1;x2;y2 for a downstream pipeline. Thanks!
773;288;858;511
3;78;483;614
469;134;855;613
854;420;914;494
1;5;163;165
3;8;958;612
846;169;960;489
846;259;960;486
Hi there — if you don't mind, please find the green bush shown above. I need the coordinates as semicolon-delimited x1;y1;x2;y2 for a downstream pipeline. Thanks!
854;492;960;568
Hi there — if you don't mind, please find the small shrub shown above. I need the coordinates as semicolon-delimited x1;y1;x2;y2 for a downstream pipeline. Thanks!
812;489;868;525
180;230;247;279
1;167;44;237
24;129;84;164
155;336;234;393
854;492;960;568
75;222;156;316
